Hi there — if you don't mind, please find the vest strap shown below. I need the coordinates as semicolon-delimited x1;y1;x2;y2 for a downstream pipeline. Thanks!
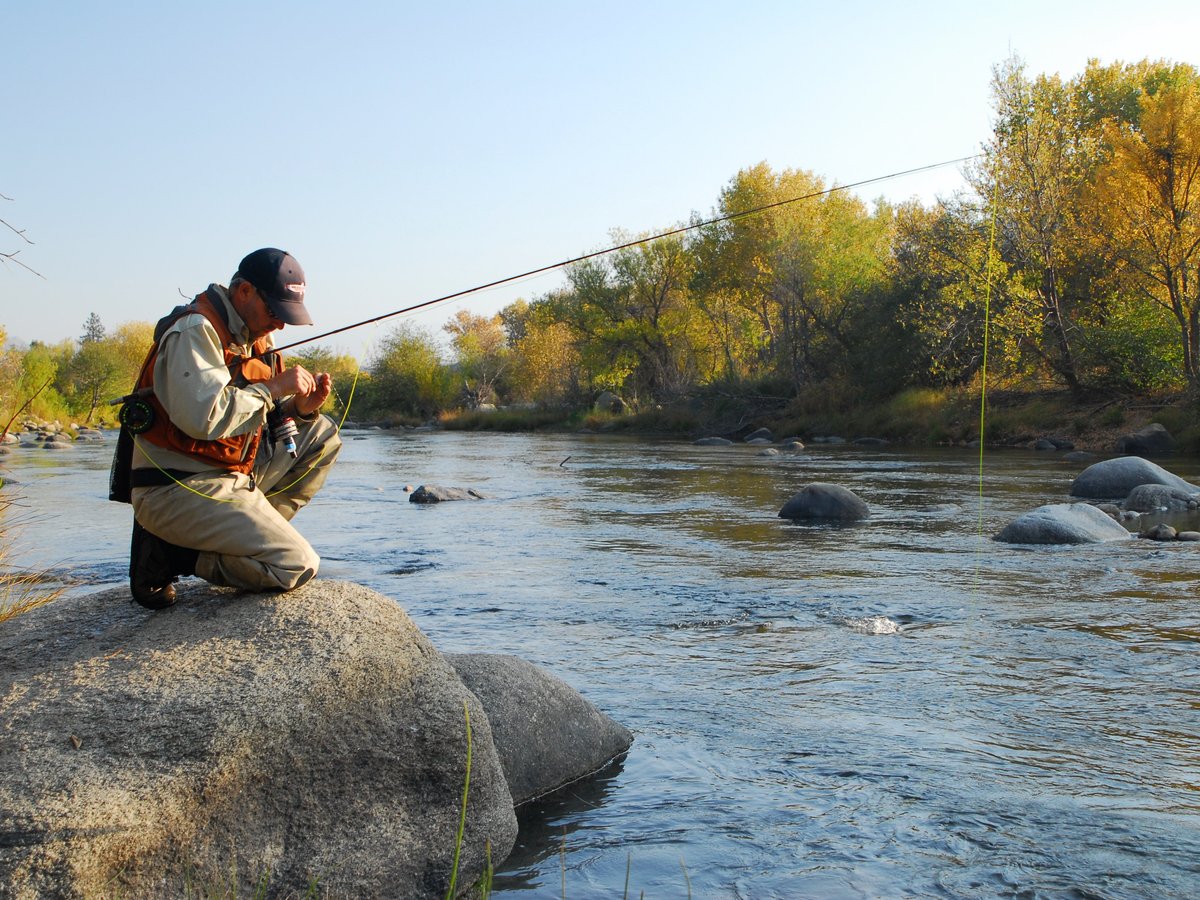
129;468;205;488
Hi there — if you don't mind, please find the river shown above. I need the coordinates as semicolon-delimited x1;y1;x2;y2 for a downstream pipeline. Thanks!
3;429;1199;898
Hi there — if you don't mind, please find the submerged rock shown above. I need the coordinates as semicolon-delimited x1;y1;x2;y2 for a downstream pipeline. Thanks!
778;483;869;522
693;436;733;446
994;503;1133;545
1141;523;1178;541
743;427;774;443
409;484;489;502
845;615;902;635
1069;457;1199;500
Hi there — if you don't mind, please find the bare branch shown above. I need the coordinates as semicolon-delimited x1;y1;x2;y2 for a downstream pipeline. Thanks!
0;249;46;279
0;216;34;245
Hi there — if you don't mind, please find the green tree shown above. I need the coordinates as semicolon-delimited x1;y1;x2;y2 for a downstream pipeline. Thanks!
443;310;510;407
866;201;988;389
978;57;1103;393
363;324;453;419
108;321;155;389
694;163;893;391
16;341;71;423
80;312;105;344
66;314;123;423
550;230;702;405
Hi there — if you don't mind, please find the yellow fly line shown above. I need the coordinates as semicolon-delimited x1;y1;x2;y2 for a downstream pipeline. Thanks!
978;176;1000;537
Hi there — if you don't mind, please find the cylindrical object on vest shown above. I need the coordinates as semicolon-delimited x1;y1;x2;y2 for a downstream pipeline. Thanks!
274;416;299;457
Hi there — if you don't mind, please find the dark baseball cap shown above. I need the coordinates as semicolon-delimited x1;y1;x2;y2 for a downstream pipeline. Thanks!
235;248;312;326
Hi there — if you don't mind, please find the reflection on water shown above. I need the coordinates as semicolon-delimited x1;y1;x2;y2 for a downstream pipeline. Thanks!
4;431;1200;897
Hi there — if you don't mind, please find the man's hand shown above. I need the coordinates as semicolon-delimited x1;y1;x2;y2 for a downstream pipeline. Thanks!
295;372;332;416
264;366;333;416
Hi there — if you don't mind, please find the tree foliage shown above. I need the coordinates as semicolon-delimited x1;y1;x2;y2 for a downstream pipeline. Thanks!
443;310;510;407
7;55;1200;426
363;323;453;419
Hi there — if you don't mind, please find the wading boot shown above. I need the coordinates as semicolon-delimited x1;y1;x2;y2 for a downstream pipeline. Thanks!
129;521;183;610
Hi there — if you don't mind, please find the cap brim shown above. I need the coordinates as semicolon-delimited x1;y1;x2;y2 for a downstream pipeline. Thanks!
269;299;313;326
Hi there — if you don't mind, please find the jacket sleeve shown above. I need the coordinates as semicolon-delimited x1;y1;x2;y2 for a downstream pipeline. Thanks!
152;314;275;440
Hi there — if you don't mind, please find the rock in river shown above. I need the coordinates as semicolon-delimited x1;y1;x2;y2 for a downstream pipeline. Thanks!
778;483;869;522
1070;457;1199;500
994;503;1133;544
446;653;633;806
1124;483;1200;513
409;484;489;502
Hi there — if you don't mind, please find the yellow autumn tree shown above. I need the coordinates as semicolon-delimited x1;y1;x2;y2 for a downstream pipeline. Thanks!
1092;69;1200;380
512;318;580;407
443;309;510;407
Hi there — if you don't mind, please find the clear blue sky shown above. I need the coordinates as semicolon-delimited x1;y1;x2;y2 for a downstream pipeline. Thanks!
4;1;1198;358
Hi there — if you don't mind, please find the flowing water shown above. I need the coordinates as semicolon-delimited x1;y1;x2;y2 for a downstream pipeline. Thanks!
3;430;1200;898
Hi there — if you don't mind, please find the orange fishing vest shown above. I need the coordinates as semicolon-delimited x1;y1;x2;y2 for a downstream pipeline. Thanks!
135;289;281;474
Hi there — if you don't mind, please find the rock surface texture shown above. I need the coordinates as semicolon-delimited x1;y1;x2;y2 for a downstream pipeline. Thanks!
994;503;1134;545
1123;483;1200;513
447;653;633;806
1069;457;1199;500
409;484;488;502
0;581;517;899
778;483;870;522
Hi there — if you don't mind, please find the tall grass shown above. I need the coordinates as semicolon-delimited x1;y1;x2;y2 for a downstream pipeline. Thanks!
0;478;63;623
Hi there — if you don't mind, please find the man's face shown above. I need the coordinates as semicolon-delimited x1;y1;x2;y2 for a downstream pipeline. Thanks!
234;282;285;341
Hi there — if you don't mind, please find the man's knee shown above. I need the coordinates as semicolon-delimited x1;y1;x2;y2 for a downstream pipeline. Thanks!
276;542;320;590
195;540;319;592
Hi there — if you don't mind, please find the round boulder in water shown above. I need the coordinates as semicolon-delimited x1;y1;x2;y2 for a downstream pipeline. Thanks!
778;483;869;522
1124;483;1200;513
994;503;1133;544
1069;457;1198;500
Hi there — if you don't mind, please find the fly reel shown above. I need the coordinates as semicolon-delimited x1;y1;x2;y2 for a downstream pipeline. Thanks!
118;396;156;434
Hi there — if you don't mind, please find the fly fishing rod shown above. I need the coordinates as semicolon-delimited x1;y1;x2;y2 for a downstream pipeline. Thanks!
273;155;978;354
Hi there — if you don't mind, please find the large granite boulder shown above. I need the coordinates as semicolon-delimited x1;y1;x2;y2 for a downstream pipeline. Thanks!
1114;422;1174;457
1070;457;1199;500
994;503;1133;544
778;483;869;522
447;654;633;805
0;581;516;899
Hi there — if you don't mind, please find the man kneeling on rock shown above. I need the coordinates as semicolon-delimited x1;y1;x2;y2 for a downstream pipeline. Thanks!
114;248;342;609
